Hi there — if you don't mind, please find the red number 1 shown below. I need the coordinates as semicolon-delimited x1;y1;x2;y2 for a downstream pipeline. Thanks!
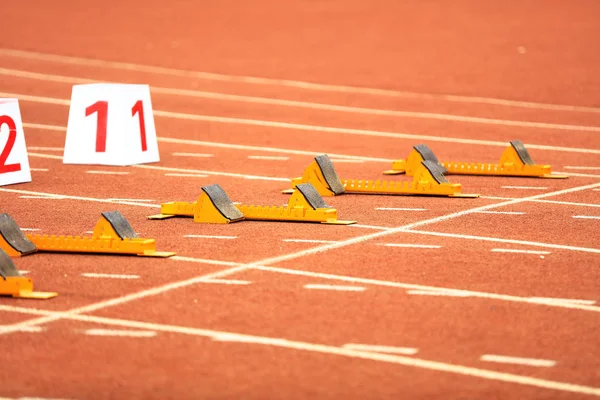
85;101;108;152
0;115;22;174
85;100;147;153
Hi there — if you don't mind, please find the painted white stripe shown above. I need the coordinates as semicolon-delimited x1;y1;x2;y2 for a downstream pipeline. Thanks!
342;344;419;355
350;224;393;230
473;210;525;215
201;279;251;285
407;290;471;297
19;271;29;275
108;198;154;203
573;215;600;220
407;230;600;254
20;195;65;200
304;284;366;292
19;228;40;231
282;239;339;244
84;328;156;338
379;243;441;249
2;307;599;397
528;297;596;306
247;155;289;161
28;146;63;151
482;196;600;208
86;170;129;175
81;273;140;279
480;354;556;367
564;166;600;170
1;50;598;114
491;249;552;255
376;207;427;211
164;173;209;178
184;235;238;239
501;186;548;190
29;168;49;172
557;171;600;178
9;93;600;156
172;152;214;157
0;188;156;208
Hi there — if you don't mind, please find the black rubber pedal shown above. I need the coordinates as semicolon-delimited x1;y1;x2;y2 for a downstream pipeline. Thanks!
0;248;21;279
422;160;450;184
201;185;245;221
414;144;448;174
315;155;345;195
101;211;139;239
0;214;37;255
510;140;535;165
295;183;330;209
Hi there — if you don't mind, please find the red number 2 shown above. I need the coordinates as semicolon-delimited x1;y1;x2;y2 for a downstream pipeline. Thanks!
0;115;22;174
85;100;147;153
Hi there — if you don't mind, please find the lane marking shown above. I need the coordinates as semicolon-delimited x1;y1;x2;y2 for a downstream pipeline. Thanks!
349;224;392;230
376;207;427;211
282;239;339;244
1;49;598;113
501;186;548;190
164;173;209;178
184;235;238;239
564;166;600;170
201;279;251;285
491;249;552;255
480;354;556;367
304;284;366;292
8;93;600;155
108;198;154;202
19;271;29;275
30;168;49;172
406;230;600;254
84;328;157;338
473;210;525;215
573;215;600;220
482;196;600;208
556;171;600;178
20;228;40;231
172;152;214;157
247;155;289;161
27;146;63;151
86;170;129;175
379;243;441;249
81;273;140;279
4;67;594;132
20;195;65;200
1;306;599;397
528;297;596;306
342;344;419;355
406;290;471;297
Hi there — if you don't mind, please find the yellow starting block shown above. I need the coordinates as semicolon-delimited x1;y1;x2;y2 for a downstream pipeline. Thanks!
148;183;356;225
0;248;57;299
383;141;568;179
5;211;175;258
283;155;478;198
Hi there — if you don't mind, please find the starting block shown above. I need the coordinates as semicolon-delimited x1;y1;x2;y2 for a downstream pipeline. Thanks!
383;141;568;179
10;211;174;257
0;213;37;257
283;155;478;198
148;183;356;225
0;248;57;299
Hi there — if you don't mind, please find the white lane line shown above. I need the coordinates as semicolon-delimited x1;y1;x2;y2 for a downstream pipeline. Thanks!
406;290;471;297
29;168;49;172
0;188;154;208
501;186;548;190
492;249;551;255
108;198;154;202
10;93;600;156
304;284;366;292
164;173;209;178
20;228;40;231
564;166;600;170
247;155;289;161
528;297;596;306
19;271;29;275
342;344;419;355
350;224;392;230
376;207;427;211
558;171;600;178
184;235;238;239
28;146;63;151
283;239;339;244
86;170;129;175
480;354;556;367
573;215;600;220
19;195;65;200
84;328;157;338
473;210;525;215
2;307;599;397
1;51;598;114
201;279;251;285
81;273;140;279
379;243;442;249
482;196;600;208
172;152;214;157
406;230;600;254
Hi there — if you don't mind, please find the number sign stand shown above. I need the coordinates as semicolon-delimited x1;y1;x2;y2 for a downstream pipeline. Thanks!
0;99;31;186
63;84;160;166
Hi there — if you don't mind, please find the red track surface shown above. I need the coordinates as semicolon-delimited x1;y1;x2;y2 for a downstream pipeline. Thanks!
1;1;600;399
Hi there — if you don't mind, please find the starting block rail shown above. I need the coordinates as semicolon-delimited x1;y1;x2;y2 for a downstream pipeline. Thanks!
383;141;568;179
